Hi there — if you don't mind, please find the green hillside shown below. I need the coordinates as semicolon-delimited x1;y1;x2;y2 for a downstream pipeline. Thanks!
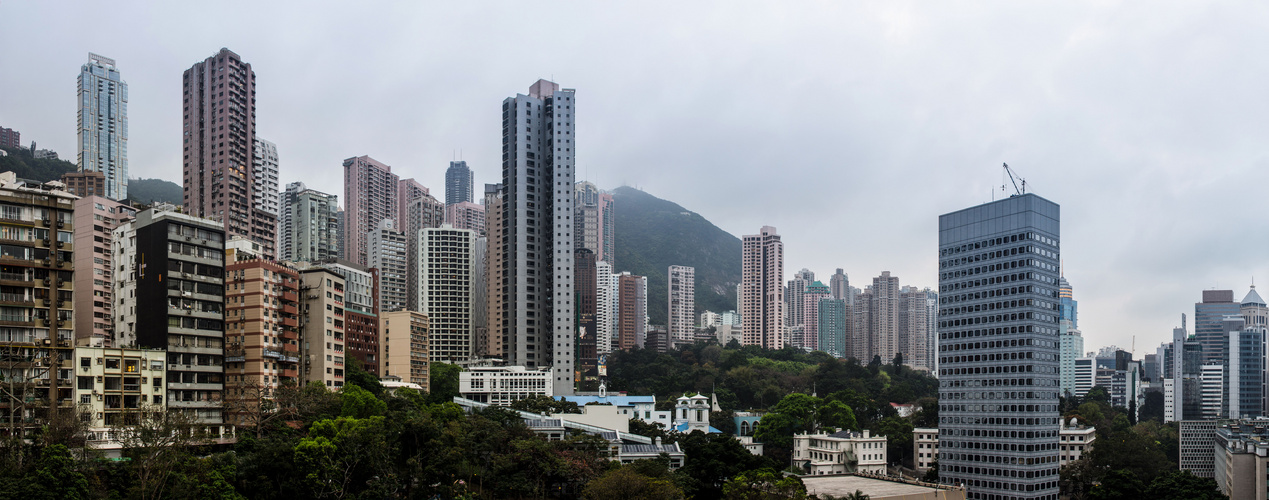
127;177;183;205
0;146;77;182
612;186;741;325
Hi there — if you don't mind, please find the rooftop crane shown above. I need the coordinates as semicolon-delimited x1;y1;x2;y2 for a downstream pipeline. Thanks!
1002;162;1026;196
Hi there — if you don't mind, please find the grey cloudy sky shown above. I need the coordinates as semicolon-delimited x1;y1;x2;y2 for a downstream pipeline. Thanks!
3;2;1268;355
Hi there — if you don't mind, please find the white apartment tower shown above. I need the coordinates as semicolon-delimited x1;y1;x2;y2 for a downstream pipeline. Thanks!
252;139;280;222
499;79;576;395
415;226;477;362
668;265;696;344
368;219;408;312
78;53;128;201
596;261;616;355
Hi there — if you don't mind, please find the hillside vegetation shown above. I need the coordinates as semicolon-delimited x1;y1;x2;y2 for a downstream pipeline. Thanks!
127;177;183;205
0;146;77;182
612;186;741;325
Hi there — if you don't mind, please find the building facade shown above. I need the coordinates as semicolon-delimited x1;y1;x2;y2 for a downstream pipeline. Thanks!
0;127;18;149
792;429;889;475
182;48;275;258
367;219;408;313
282;183;339;263
113;204;226;423
668;265;696;345
341;155;398;266
379;309;429;386
224;240;300;425
251;138;279;225
445;160;473;206
415;226;477;362
499;79;576;395
741;226;784;349
617;272;647;351
78;53;128;201
937;193;1062;499
445;201;486;235
72;195;134;346
297;268;347;389
61;171;107;199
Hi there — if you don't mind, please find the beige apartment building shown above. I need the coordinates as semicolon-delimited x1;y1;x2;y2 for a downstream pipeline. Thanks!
224;238;301;424
380;309;429;387
298;267;347;389
74;345;167;455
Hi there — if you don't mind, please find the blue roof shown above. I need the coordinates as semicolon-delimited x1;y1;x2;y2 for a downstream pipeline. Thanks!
674;422;722;434
559;395;656;406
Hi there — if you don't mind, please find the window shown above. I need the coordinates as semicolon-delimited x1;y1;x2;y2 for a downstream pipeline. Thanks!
104;358;120;370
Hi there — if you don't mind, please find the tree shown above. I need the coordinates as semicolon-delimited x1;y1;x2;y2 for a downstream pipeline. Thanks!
871;416;914;465
342;358;383;398
429;362;462;404
293;416;394;499
815;400;858;432
892;353;903;368
1084;386;1111;405
23;444;91;500
844;491;871;500
911;397;939;428
1088;469;1146;500
677;432;773;498
339;384;386;419
722;469;807;499
118;406;211;500
583;465;684;500
1144;470;1226;500
754;393;820;452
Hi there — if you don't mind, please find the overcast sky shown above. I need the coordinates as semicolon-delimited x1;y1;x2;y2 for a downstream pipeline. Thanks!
3;2;1267;355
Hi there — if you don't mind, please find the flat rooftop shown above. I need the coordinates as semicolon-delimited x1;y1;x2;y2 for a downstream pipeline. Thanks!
801;475;965;500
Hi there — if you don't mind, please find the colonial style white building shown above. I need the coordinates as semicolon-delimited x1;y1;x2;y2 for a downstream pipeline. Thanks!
793;429;888;475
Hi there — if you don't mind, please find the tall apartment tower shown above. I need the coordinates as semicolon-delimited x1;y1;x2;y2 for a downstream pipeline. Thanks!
576;249;598;374
1194;290;1240;366
617;272;648;350
415;226;477;362
1058;276;1085;396
937;193;1062;499
898;286;932;370
869;272;901;362
72;195;135;346
445;161;474;206
499;79;576;395
182;48;275;258
595;261;616;355
0;127;19;149
114;205;227;424
342;155;399;267
77;53;128;201
668;265;696;345
251;139;280;253
368;219;408;312
800;281;831;351
786;269;815;330
741;226;784;349
317;260;379;376
282;184;339;263
829;269;849;301
446;201;486;235
483;184;505;358
223;239;301;425
819;298;848;358
403;190;444;310
297;268;347;388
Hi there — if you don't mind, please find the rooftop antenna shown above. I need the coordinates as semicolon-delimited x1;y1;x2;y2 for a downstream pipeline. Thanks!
1002;163;1026;196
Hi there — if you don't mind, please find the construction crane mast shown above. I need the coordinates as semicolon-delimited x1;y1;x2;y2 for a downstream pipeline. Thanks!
1002;162;1026;196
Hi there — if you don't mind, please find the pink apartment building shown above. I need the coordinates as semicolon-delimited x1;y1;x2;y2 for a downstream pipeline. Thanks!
342;155;398;266
72;195;135;346
445;201;485;235
800;281;830;352
741;226;784;349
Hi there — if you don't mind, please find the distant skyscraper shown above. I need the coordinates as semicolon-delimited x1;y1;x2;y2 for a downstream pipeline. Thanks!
938;193;1062;499
869;272;901;362
1195;290;1240;365
283;184;339;263
786;269;815;329
368;219;408;312
499;79;576;395
0;127;18;149
668;265;696;345
596;261;616;355
799;281;831;351
617;272;647;350
898;286;933;370
576;249;598;373
1058;276;1084;396
741;226;784;349
342;155;399;266
818;298;847;358
78;53;128;201
403;190;444;310
445;161;474;206
183;48;275;257
829;269;849;301
445;201;486;235
483;184;505;358
252;138;280;218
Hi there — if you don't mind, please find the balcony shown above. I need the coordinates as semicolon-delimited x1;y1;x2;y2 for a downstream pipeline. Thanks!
282;343;298;353
0;293;33;306
262;349;281;359
281;291;298;302
282;317;298;327
281;368;299;378
0;272;32;285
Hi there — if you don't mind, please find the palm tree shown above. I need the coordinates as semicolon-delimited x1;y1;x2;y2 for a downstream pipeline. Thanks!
844;490;870;500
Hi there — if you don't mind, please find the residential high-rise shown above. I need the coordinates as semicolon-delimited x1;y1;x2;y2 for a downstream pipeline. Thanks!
668;265;696;345
60;171;106;198
342;155;399;266
1058;276;1084;397
786;269;815;330
446;201;486;235
829;269;849;301
0;127;18;149
852;287;872;361
224;239;301;426
819;298;848;358
445;161;473;206
1239;286;1269;416
741;226;784;349
78;53;128;201
403;191;444;310
868;272;902;363
595;261;616;355
297;267;346;388
72;195;135;346
937;193;1062;499
499;79;576;395
379;310;430;387
114;204;226;423
898;286;932;370
282;183;339;263
251;139;279;222
1224;314;1263;419
617;272;647;350
799;281;831;351
1195;290;1240;365
576;249;598;375
368;219;408;312
182;48;275;258
599;192;615;266
316;260;379;376
397;178;429;232
415;226;477;362
0;173;79;433
483;184;504;358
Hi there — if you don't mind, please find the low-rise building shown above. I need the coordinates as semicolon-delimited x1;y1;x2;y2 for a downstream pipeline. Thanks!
459;365;550;405
379;309;429;387
1060;418;1096;466
1180;419;1221;478
793;429;888;475
74;346;167;456
559;392;671;427
673;393;720;434
914;427;938;472
735;411;764;437
1215;420;1269;499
